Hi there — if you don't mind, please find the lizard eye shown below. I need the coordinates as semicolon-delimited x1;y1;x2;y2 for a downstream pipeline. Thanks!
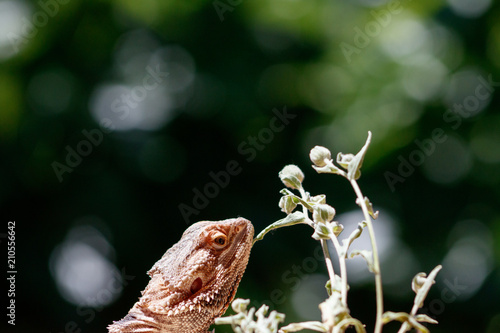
211;232;228;249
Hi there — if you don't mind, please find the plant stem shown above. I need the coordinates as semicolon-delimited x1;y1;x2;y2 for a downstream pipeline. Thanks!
350;179;383;333
397;321;409;333
320;239;337;287
298;186;336;285
330;234;348;305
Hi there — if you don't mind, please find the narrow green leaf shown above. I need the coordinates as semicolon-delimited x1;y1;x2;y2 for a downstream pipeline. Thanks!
341;222;364;256
312;163;344;175
347;131;372;181
356;197;379;219
407;316;430;333
383;311;435;333
253;212;306;244
350;250;375;273
415;314;438;324
382;311;410;324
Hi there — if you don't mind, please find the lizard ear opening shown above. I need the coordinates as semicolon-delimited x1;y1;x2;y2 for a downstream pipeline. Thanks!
190;277;203;294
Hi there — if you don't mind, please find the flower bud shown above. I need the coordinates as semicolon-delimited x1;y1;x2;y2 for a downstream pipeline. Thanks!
312;222;331;240
310;146;332;167
279;195;297;214
279;164;304;189
313;204;336;223
309;194;326;205
336;153;354;169
231;298;250;313
412;272;428;294
331;221;344;237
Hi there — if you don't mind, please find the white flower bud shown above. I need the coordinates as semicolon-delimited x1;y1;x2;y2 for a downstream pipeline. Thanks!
412;272;428;294
279;195;297;214
313;204;336;223
336;153;354;169
279;164;304;189
309;194;326;205
310;146;332;167
231;298;250;313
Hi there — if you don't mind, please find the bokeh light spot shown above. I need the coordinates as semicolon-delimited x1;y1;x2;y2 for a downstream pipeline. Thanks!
89;83;173;132
49;220;123;307
0;0;32;61
447;0;491;18
444;69;492;118
440;220;493;300
328;209;417;293
380;18;428;59
401;55;447;101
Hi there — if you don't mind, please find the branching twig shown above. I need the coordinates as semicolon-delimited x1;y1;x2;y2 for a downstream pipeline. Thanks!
219;132;442;333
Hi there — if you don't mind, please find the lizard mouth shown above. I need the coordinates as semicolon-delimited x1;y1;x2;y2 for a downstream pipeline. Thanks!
222;218;253;264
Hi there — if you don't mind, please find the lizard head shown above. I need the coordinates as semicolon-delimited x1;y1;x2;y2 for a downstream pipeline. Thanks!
143;217;254;320
183;217;254;299
109;218;254;333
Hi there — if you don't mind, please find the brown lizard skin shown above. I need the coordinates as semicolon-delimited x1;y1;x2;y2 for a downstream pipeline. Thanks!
108;217;254;333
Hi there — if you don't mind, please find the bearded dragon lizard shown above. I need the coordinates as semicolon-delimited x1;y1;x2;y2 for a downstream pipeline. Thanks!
108;217;254;333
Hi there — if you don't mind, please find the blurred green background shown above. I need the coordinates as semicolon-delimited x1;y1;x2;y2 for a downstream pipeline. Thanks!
1;0;500;332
